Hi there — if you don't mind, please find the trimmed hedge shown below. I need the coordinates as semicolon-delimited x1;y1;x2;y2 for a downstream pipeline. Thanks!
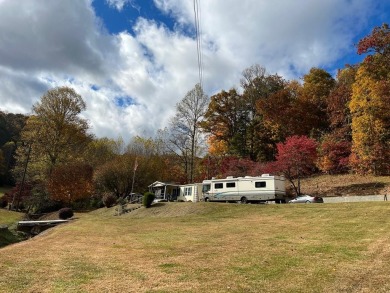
143;192;155;208
102;193;117;208
58;208;74;220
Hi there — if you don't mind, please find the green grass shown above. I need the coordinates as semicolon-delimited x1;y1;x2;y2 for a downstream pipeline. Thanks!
0;209;25;248
0;209;24;226
0;202;390;292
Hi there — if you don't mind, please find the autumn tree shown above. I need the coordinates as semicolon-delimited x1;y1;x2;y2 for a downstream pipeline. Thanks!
257;80;312;142
14;87;92;183
84;137;123;168
315;67;357;174
327;66;357;140
317;134;351;174
94;154;136;198
266;135;318;196
349;23;390;174
168;83;209;183
47;163;94;205
241;64;286;161
201;88;248;157
357;23;390;75
300;67;336;138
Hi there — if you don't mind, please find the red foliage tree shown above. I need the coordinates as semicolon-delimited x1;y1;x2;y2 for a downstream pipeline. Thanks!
266;136;318;196
357;23;390;56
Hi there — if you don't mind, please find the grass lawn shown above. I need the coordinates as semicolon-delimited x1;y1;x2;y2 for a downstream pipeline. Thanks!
0;202;390;292
0;209;25;248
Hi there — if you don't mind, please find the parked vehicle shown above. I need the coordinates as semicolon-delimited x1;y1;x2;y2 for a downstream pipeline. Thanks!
202;174;287;204
288;195;324;204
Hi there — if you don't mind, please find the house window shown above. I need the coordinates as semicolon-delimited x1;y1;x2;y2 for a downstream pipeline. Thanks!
184;187;192;196
226;182;236;188
255;181;266;188
214;183;223;189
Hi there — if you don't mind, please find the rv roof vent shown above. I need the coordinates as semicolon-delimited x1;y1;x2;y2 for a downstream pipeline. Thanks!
226;176;234;179
261;174;271;177
211;177;216;180
245;176;252;178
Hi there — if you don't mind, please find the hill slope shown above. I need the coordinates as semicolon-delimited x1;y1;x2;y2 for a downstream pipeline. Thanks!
299;174;390;197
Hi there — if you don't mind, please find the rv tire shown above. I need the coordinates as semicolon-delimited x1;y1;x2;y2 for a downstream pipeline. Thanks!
241;197;248;204
204;198;209;202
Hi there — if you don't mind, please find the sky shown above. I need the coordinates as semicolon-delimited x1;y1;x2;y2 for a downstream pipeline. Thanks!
0;0;389;143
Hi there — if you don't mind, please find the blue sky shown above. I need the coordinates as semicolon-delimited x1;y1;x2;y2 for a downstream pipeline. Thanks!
0;0;389;143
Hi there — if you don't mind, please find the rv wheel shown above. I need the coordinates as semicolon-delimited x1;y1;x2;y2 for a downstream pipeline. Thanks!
204;198;209;202
240;197;248;204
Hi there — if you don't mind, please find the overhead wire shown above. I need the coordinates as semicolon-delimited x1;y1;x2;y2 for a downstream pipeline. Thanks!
193;0;203;90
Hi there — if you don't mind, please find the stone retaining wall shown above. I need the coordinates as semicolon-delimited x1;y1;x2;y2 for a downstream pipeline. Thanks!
323;195;385;203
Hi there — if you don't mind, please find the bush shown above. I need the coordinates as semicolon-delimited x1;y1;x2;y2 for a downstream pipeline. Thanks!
102;193;117;208
58;208;74;220
0;196;8;208
143;192;155;208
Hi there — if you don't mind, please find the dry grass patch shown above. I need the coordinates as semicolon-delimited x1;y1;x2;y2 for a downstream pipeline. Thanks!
0;202;390;292
300;174;390;197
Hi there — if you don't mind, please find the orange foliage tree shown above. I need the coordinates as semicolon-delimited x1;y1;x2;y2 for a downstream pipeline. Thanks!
47;163;94;205
350;23;390;174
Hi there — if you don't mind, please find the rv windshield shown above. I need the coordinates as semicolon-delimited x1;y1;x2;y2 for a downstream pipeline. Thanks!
202;184;211;193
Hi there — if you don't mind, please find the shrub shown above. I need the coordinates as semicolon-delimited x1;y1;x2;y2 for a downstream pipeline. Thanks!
143;192;155;208
0;196;8;208
102;193;117;208
58;208;74;220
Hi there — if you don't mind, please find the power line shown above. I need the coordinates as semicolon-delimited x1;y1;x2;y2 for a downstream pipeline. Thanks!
193;0;203;89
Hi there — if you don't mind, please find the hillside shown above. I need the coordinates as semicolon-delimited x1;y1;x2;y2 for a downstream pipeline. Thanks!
299;174;390;197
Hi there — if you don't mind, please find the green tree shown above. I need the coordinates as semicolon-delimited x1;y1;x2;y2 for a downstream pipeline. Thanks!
0;111;27;185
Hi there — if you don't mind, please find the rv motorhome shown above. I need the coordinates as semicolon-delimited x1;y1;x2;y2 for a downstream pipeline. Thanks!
202;174;287;203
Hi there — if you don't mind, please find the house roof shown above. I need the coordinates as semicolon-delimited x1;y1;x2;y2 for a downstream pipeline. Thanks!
148;181;180;188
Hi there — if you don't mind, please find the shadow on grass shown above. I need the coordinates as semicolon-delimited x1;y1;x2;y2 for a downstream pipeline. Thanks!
149;202;167;208
327;182;386;196
0;228;26;248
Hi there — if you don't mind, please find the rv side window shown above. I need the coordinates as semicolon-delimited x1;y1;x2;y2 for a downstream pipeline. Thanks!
255;181;266;188
184;187;192;196
215;183;223;189
202;184;211;193
226;182;236;188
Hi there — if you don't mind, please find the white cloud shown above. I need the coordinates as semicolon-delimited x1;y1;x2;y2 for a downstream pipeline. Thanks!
106;0;140;12
0;0;383;144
